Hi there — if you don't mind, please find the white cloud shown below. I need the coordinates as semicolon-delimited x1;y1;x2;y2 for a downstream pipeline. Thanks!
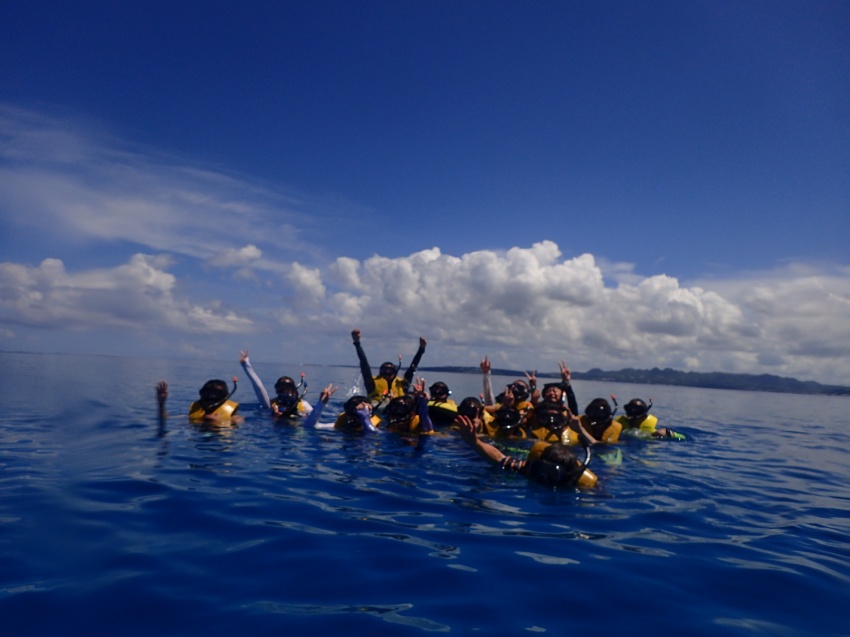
268;244;850;383
206;244;263;268
0;104;313;266
0;254;252;334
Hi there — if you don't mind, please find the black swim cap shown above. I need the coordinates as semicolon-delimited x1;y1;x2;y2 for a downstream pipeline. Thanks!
495;407;522;432
386;395;414;425
458;397;482;420
344;395;369;416
429;381;450;399
584;398;612;424
535;401;567;430
199;379;228;401
624;399;650;417
274;376;297;395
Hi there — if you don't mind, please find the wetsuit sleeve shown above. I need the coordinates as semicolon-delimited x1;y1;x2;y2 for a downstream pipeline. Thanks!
415;395;433;434
353;340;376;394
241;357;272;410
564;383;578;416
402;343;427;384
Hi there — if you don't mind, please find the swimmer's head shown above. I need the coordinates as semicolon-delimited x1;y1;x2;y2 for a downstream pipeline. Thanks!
199;379;228;403
457;397;483;421
386;395;414;427
624;399;651;418
344;395;371;418
274;376;297;397
429;381;451;401
535;401;567;430
584;398;613;425
273;392;299;415
526;442;583;487
510;380;530;402
379;362;397;379
494;407;522;433
542;383;564;403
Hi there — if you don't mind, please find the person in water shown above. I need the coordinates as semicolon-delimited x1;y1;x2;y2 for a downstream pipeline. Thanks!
480;356;536;417
302;385;381;433
385;379;435;436
534;360;579;415
614;398;684;439
156;378;243;426
574;397;621;444
426;381;458;427
352;329;427;409
455;410;598;488
239;350;312;419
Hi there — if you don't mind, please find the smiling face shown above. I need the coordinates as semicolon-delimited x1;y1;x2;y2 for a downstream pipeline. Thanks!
542;384;563;403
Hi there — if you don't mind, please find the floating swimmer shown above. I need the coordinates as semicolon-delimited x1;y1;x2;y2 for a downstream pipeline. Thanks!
302;385;381;433
426;381;458;427
155;377;244;427
573;397;622;444
455;410;597;488
189;377;242;424
351;329;427;409
614;397;686;440
239;350;312;420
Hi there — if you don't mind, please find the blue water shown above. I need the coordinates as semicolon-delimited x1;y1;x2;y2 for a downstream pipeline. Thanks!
1;352;848;636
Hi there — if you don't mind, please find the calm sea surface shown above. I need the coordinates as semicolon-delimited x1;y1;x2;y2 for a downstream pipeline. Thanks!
1;351;848;636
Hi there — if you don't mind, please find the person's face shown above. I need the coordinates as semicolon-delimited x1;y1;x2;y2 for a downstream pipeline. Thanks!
542;386;562;402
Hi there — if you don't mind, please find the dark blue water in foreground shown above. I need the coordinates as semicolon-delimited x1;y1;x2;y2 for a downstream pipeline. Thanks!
1;352;848;636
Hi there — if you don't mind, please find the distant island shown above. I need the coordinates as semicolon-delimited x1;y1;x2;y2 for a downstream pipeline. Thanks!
418;366;850;396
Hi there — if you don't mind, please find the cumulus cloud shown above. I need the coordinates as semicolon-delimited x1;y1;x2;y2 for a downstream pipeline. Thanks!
270;243;850;382
0;254;252;334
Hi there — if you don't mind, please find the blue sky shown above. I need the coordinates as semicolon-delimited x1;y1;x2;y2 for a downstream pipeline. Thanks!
1;1;848;384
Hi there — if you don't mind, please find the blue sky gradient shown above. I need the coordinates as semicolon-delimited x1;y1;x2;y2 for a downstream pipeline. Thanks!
1;1;848;383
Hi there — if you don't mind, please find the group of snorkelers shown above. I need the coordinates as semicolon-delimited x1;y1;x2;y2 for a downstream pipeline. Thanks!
156;330;684;490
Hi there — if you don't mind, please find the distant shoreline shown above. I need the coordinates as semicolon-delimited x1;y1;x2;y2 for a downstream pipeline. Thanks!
417;366;850;397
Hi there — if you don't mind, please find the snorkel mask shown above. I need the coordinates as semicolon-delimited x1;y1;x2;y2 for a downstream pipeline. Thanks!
429;382;451;401
199;379;229;404
379;362;397;378
624;398;652;418
386;396;414;428
535;401;568;432
457;397;482;421
494;407;522;433
344;395;371;425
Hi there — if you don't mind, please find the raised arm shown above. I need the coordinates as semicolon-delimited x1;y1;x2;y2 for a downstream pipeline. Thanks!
560;360;578;415
240;350;272;410
351;329;376;395
156;380;168;427
480;356;495;406
303;384;338;428
402;336;427;384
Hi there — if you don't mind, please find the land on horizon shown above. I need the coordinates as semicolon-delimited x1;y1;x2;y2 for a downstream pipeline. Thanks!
418;366;850;397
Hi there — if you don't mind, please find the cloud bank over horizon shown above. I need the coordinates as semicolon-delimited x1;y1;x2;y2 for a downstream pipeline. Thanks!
1;104;849;385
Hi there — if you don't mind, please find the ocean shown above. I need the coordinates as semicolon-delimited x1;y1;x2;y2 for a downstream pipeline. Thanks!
1;351;848;636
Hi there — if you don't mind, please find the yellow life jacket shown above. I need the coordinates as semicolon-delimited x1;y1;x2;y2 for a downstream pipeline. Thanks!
577;416;622;443
526;441;597;488
189;400;239;422
334;412;382;431
615;413;658;433
386;414;427;435
427;399;458;426
369;376;408;404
